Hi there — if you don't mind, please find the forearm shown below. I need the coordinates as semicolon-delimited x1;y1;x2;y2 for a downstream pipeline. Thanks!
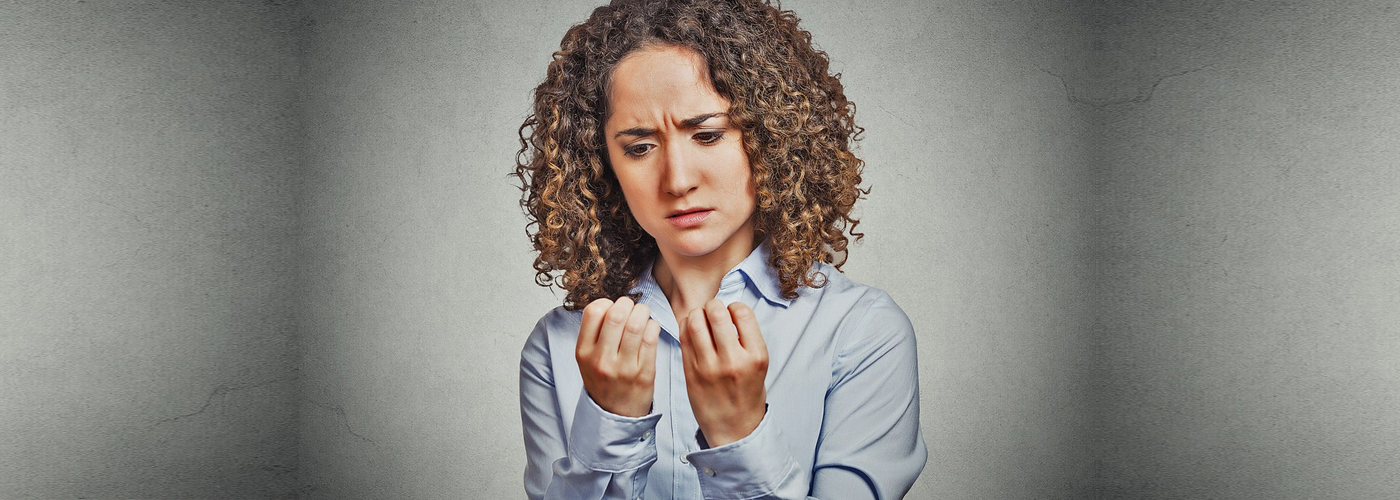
528;392;662;500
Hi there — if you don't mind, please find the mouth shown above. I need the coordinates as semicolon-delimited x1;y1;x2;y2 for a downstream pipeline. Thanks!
667;207;711;218
666;208;713;228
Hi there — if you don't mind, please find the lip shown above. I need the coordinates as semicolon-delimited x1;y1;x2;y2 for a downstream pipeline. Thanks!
667;207;710;218
666;208;712;228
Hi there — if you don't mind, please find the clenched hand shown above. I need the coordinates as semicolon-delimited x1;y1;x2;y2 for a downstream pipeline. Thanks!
575;297;662;418
680;299;769;447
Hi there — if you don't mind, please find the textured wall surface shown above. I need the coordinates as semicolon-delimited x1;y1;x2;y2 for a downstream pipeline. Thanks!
295;0;1094;499
293;1;580;497
0;1;301;498
1094;2;1400;499
10;1;1394;499
807;1;1097;498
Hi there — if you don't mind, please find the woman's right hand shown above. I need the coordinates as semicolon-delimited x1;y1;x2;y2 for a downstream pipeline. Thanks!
575;297;661;418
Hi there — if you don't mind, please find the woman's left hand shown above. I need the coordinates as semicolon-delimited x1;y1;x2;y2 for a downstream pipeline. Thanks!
680;299;769;448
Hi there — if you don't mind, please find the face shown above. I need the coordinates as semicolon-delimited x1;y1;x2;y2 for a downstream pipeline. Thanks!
603;44;757;261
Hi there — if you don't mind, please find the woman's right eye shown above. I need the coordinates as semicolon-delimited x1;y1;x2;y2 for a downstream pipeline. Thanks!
624;144;654;157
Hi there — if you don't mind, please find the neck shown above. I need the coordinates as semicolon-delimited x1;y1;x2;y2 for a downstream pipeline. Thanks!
652;229;760;324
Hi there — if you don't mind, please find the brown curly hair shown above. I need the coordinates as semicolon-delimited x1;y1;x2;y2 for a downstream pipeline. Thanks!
513;0;867;310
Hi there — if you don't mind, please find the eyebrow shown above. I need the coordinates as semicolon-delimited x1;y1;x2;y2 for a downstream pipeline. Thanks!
612;112;728;140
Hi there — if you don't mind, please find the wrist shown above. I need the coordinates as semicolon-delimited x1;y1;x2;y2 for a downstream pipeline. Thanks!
586;388;654;418
697;404;767;448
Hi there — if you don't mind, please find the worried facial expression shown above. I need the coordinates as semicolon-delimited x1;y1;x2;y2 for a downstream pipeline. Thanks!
604;45;757;260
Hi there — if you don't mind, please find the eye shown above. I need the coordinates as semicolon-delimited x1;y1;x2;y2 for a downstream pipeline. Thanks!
624;143;655;158
695;131;724;144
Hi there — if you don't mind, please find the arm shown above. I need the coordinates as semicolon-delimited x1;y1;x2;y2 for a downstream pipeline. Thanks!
519;309;664;500
684;291;927;499
809;290;927;498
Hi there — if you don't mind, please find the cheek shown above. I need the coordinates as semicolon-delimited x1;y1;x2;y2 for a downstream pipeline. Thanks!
726;154;755;200
612;171;656;213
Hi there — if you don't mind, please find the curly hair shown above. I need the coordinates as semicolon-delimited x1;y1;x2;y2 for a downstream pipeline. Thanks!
513;0;867;310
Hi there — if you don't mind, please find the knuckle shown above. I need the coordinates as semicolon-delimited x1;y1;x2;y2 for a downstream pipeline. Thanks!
584;299;613;319
595;365;617;379
604;305;629;326
626;313;649;333
728;302;754;320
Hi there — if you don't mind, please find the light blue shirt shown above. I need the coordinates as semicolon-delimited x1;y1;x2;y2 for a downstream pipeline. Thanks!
519;242;927;499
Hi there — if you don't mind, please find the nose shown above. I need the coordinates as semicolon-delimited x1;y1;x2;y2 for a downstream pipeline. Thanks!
661;143;698;197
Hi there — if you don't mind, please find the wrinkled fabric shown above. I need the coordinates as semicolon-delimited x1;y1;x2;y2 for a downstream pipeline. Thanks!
520;241;928;499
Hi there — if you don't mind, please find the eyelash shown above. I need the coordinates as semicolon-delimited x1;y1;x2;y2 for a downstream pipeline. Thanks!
623;132;725;158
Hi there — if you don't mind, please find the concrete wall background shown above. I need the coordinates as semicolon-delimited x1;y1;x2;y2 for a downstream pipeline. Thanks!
0;1;301;498
6;1;1397;499
1093;2;1400;499
293;0;565;497
811;1;1097;498
294;0;1094;498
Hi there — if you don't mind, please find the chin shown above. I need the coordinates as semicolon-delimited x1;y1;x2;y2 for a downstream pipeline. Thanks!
655;232;728;258
662;241;724;258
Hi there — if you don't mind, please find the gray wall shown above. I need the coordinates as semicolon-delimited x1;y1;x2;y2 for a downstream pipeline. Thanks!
293;0;567;497
812;1;1097;498
1094;2;1400;499
0;1;301;498
5;1;1396;499
293;0;1094;498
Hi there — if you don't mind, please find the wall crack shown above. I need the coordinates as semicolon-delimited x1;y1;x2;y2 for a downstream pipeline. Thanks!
1040;66;1212;108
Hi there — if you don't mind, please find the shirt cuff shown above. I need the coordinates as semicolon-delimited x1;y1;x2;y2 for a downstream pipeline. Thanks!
685;410;801;499
567;391;663;473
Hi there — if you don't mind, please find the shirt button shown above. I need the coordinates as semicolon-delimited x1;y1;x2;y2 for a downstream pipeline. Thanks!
680;448;690;464
702;467;716;476
641;430;652;440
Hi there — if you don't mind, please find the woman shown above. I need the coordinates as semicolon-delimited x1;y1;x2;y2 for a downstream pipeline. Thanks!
514;1;927;498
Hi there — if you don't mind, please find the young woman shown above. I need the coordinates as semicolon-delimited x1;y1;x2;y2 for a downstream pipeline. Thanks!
514;1;927;498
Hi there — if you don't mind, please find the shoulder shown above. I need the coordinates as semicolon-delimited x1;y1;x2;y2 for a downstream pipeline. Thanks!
802;263;916;353
531;305;583;333
525;305;583;345
520;306;582;365
801;262;910;320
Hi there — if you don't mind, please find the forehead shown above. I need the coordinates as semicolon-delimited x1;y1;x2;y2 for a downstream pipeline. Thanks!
606;45;729;127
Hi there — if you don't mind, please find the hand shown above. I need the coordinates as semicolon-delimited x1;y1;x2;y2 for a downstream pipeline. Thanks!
680;299;769;447
575;297;661;418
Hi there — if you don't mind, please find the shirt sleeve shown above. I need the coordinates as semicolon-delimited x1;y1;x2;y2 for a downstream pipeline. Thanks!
683;290;927;500
520;310;664;500
810;290;928;499
685;408;811;499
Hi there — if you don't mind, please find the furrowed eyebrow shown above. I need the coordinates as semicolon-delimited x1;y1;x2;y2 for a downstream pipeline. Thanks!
680;112;726;127
612;112;728;140
614;127;655;139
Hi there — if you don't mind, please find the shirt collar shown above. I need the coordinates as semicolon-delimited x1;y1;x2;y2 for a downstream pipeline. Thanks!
733;239;792;307
631;239;792;309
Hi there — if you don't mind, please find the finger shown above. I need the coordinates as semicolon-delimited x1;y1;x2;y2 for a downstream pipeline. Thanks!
576;298;614;357
683;307;717;367
678;313;695;369
638;319;660;379
598;296;633;362
728;301;768;359
704;298;743;359
618;302;650;360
